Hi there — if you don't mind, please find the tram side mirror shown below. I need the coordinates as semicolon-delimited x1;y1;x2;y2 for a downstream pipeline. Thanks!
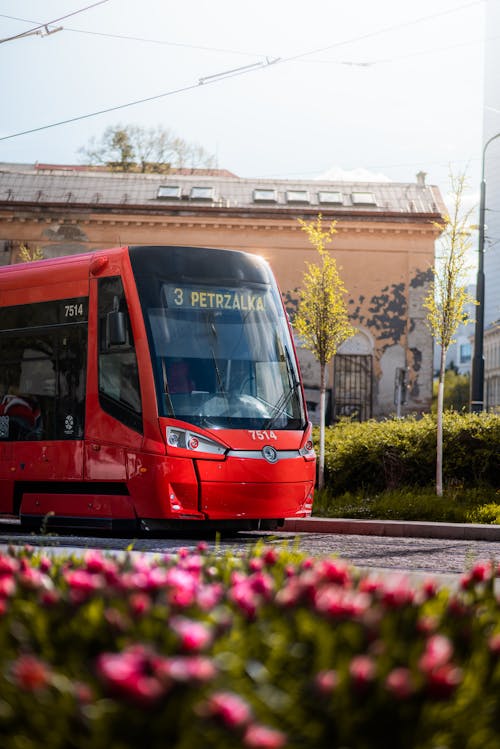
107;310;127;346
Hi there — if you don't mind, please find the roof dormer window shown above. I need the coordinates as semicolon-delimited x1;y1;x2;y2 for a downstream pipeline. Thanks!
253;189;277;202
190;186;214;200
157;185;181;199
318;191;343;205
286;190;310;203
351;192;377;205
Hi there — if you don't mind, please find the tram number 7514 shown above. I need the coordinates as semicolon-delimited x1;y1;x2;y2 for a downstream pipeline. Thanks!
249;430;278;441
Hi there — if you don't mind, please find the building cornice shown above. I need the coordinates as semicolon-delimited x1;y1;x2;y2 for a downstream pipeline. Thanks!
0;201;443;235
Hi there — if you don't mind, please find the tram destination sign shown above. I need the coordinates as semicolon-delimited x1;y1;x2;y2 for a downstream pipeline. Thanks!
167;285;267;312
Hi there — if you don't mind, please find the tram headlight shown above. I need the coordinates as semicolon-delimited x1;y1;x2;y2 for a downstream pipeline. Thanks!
299;439;315;460
166;427;227;457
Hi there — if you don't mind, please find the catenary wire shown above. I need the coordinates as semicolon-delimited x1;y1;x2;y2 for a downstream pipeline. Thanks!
0;1;110;44
0;0;484;141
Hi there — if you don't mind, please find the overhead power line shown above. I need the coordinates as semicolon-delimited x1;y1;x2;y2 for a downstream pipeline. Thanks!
0;12;262;57
0;0;110;45
0;0;484;141
0;58;280;142
282;0;483;63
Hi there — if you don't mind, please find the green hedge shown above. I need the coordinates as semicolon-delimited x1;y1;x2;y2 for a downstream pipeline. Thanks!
3;543;500;747
321;412;500;495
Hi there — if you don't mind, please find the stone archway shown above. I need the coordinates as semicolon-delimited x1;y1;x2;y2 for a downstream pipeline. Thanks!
333;330;374;421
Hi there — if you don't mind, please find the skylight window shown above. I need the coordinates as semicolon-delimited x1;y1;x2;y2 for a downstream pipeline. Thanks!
286;190;310;203
318;191;343;204
351;192;377;205
157;185;181;199
190;186;214;200
253;189;277;202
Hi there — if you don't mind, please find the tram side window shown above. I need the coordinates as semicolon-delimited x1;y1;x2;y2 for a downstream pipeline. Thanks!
98;276;142;433
0;327;86;441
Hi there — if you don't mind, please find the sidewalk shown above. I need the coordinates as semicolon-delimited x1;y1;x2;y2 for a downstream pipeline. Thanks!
282;516;500;541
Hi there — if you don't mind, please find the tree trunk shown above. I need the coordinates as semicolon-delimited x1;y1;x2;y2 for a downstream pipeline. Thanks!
436;347;446;496
318;363;327;491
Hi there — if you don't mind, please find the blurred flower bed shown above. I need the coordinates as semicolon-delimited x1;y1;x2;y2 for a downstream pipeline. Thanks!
1;541;500;748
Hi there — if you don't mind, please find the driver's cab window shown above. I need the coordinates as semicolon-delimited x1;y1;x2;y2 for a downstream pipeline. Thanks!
98;276;142;433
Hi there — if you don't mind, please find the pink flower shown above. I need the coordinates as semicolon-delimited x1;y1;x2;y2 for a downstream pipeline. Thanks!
249;572;274;599
318;558;351;587
38;556;52;574
315;588;370;619
262;548;279;566
0;554;18;576
83;550;109;574
39;590;60;607
419;635;453;674
197;583;224;611
421;578;438;599
170;616;212;652
165;568;197;607
488;633;500;656
275;579;302;608
380;573;414;608
359;576;384;595
96;646;165;707
180;554;204;576
460;563;493;589
230;580;259;619
129;592;151;617
314;669;338;695
349;655;376;688
243;723;287;747
471;561;493;582
385;667;414;699
448;596;467;617
0;576;15;598
18;567;51;591
158;655;217;684
426;664;463;699
12;655;51;691
205;691;252;727
65;569;103;602
417;616;438;635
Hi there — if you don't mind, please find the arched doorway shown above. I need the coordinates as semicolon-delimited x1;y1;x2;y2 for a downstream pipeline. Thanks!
333;331;373;421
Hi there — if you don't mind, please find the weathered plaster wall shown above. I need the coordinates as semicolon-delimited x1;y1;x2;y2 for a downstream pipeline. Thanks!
0;208;438;417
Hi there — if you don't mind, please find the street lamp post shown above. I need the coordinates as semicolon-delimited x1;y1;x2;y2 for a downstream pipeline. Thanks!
470;131;500;412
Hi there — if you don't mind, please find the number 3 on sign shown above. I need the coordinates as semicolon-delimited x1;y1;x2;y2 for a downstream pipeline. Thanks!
249;430;277;441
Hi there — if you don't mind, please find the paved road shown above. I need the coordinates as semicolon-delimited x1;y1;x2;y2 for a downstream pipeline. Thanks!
1;519;499;585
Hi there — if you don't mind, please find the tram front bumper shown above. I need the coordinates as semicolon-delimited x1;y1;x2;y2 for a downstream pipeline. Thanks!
195;453;315;520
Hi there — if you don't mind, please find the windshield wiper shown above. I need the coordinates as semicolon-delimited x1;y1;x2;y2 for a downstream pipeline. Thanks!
263;343;303;429
263;379;301;430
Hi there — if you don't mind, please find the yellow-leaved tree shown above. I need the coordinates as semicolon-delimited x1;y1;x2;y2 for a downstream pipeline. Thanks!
19;245;44;262
423;172;476;496
294;216;355;490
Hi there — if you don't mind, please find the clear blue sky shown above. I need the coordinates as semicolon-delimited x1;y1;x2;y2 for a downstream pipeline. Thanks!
0;0;486;202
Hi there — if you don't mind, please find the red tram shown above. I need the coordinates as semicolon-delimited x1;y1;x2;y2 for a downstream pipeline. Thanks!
0;246;315;531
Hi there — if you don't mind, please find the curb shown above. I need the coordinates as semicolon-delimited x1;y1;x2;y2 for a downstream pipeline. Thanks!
282;517;500;542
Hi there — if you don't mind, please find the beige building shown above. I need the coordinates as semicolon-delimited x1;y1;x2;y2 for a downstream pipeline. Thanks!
485;320;500;412
0;162;446;420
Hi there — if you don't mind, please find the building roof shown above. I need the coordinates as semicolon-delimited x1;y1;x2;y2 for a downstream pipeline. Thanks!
0;162;446;217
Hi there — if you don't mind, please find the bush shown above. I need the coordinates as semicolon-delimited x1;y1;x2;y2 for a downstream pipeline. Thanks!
312;487;500;523
3;544;500;747
321;413;500;496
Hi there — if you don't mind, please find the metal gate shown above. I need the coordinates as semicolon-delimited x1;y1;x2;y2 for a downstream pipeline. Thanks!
332;354;373;422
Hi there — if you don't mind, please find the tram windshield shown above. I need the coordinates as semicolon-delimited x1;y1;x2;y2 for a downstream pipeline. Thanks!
130;247;306;430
